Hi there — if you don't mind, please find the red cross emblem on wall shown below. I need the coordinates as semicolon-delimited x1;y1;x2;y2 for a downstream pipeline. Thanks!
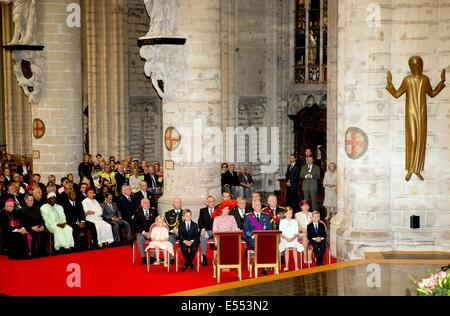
345;127;368;159
164;127;181;151
33;118;45;139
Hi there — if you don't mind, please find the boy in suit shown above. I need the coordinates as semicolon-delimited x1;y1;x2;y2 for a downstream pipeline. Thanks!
307;210;327;266
178;209;199;272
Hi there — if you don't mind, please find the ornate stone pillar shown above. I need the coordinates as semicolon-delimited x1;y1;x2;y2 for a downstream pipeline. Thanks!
140;0;222;218
331;0;450;260
82;0;129;158
32;0;83;180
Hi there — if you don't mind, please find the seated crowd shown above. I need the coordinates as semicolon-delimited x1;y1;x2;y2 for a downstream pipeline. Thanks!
0;153;164;259
0;152;329;274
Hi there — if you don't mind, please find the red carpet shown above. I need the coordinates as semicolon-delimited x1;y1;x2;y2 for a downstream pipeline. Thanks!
0;245;335;296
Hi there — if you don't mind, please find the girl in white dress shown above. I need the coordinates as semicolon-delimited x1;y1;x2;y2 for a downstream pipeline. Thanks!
145;215;174;267
82;187;114;246
279;207;304;271
295;199;313;264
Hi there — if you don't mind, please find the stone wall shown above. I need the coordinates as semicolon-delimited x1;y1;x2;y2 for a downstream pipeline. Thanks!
32;0;83;180
82;0;129;160
127;0;162;162
331;0;450;260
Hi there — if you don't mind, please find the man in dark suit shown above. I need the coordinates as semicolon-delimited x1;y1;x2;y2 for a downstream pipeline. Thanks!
32;173;47;196
300;156;321;211
145;165;162;193
63;190;98;250
76;183;88;203
298;148;314;167
198;196;215;266
101;193;132;245
132;198;158;265
307;210;327;266
285;154;300;213
178;209;199;272
231;196;250;229
132;180;151;211
117;185;134;223
19;193;48;257
228;164;241;199
114;164;128;196
164;197;184;264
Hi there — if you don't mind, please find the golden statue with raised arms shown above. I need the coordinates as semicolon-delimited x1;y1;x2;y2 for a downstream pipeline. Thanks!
386;56;446;182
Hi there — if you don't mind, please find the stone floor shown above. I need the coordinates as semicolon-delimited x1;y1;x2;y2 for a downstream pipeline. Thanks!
203;263;446;296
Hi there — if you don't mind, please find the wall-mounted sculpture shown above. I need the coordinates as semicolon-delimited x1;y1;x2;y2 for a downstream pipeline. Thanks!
138;0;186;99
1;0;44;105
386;56;446;182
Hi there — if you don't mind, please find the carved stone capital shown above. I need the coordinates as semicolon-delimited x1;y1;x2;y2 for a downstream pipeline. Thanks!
11;49;44;105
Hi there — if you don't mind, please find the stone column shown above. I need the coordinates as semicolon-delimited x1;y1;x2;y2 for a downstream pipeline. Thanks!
32;0;83;180
82;0;129;159
331;0;450;260
1;6;32;156
140;0;222;219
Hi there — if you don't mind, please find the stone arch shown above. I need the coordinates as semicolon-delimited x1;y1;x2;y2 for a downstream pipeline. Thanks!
305;94;317;107
319;94;327;108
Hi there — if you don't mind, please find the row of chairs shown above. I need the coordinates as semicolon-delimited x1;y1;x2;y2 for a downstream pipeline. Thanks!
132;229;331;283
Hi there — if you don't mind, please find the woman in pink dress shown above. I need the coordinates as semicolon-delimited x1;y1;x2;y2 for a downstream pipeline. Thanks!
212;200;240;233
145;215;174;267
212;200;240;272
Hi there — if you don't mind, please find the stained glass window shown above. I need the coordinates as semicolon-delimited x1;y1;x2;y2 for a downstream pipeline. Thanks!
294;0;328;84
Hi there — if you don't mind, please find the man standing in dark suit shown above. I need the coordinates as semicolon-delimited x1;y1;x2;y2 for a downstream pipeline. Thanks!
132;198;158;265
231;196;250;230
101;193;132;245
117;185;134;223
178;209;199;272
307;211;327;266
198;196;215;266
63;190;98;251
300;156;321;211
164;197;184;264
299;148;314;167
285;154;300;213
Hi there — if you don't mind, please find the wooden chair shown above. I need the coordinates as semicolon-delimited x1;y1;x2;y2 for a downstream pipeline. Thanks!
145;247;170;272
132;223;156;263
248;230;282;278
213;231;243;283
307;243;331;268
280;247;303;270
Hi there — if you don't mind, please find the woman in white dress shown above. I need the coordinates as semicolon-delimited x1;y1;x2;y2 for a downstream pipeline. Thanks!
82;187;114;246
279;207;304;271
295;199;313;264
145;215;174;267
323;162;337;220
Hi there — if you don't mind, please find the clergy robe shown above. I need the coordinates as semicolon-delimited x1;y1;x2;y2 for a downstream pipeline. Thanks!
40;203;74;250
82;198;114;244
0;208;30;259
